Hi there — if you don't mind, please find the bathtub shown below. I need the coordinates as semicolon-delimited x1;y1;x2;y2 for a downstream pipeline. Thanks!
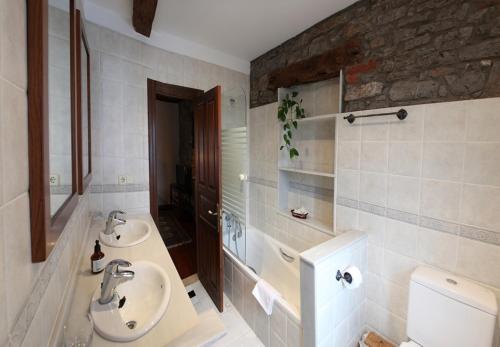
223;225;302;346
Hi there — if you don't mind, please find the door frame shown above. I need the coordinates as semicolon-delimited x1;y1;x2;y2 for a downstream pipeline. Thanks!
146;79;203;226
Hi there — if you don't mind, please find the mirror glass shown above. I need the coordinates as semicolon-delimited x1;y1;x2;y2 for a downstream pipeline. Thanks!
48;1;72;216
81;35;90;177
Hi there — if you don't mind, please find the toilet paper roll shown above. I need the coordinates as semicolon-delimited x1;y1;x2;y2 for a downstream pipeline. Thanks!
342;265;363;289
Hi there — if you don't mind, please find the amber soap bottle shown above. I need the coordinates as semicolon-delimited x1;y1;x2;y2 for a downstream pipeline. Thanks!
91;240;105;274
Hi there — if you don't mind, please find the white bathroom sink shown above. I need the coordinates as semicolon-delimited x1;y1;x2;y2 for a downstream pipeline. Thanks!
100;219;151;247
90;261;171;342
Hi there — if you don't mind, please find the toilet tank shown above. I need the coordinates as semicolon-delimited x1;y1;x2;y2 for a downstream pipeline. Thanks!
407;266;497;347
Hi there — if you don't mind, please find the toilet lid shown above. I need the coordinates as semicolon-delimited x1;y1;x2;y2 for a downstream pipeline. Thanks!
400;342;421;347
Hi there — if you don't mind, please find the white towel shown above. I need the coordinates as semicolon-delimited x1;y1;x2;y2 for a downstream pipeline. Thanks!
252;279;281;315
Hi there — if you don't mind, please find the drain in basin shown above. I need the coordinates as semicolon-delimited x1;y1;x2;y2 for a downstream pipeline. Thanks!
126;321;137;329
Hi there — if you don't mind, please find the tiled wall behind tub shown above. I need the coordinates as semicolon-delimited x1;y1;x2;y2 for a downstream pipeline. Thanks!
0;2;94;346
335;97;500;346
248;103;332;252
84;22;249;216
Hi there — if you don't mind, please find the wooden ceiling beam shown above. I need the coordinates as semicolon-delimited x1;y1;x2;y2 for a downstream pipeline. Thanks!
267;39;363;90
132;0;158;37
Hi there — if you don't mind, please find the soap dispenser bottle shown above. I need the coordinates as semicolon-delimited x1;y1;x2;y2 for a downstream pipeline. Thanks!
91;240;105;274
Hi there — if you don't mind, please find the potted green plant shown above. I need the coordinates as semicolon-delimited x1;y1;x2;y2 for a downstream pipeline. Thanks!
278;91;305;159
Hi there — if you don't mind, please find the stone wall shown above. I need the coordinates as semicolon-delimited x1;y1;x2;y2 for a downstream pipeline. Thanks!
250;0;500;111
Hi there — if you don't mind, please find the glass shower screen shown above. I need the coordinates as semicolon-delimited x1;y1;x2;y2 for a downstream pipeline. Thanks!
221;87;247;262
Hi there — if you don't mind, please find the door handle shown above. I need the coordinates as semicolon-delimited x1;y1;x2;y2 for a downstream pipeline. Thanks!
208;210;218;216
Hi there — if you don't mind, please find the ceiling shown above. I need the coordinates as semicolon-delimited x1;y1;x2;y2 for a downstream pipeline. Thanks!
83;0;358;73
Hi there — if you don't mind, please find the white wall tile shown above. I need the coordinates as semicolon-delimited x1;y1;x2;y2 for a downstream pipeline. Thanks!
456;237;500;289
367;245;384;275
422;143;464;181
461;184;500;231
420;179;461;222
360;172;387;206
417;227;458;272
361;142;388;172
381;279;409;319
0;206;6;345
424;102;466;142
389;106;424;141
387;175;420;214
382;250;418;286
0;0;27;89
361;118;389;141
464;143;500;186
384;219;417;258
358;211;385;246
100;53;123;81
337;142;360;170
466;98;500;142
336;205;359;232
388;142;422;177
0;80;28;202
337;169;359;200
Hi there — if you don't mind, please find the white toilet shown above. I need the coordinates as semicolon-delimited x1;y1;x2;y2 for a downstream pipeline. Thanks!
400;266;498;347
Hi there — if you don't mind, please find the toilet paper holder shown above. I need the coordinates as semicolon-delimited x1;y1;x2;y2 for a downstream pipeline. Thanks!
336;270;353;284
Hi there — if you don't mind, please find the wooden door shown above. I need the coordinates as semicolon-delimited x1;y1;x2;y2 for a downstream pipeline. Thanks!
194;86;223;311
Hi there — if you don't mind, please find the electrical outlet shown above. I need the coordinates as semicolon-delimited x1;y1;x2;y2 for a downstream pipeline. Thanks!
126;175;134;184
118;175;127;185
49;174;60;186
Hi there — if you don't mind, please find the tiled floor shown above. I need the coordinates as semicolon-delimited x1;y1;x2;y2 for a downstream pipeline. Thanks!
188;281;264;347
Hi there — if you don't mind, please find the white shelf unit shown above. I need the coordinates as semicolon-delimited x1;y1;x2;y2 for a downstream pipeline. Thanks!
276;76;342;235
295;113;336;123
278;167;335;178
277;209;333;235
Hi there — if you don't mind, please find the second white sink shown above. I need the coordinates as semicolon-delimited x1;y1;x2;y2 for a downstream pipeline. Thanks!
90;261;171;342
100;219;151;248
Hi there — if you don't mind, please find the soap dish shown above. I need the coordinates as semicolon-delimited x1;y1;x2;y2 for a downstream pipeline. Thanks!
291;209;308;219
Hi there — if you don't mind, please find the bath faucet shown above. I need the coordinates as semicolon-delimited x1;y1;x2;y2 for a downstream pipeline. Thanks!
104;210;126;235
99;259;135;304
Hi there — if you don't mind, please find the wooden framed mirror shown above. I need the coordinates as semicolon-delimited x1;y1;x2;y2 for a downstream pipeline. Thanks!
28;0;79;262
76;9;92;194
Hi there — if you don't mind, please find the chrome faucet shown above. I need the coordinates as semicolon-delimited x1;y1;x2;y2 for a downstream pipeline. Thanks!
99;259;135;305
104;210;126;235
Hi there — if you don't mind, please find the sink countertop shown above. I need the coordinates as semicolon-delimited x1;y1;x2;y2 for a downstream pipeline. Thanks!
66;214;199;347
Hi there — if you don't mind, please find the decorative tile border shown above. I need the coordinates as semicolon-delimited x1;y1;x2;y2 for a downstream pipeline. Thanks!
337;196;500;247
359;201;386;217
460;225;500;247
50;185;72;194
90;183;149;193
387;208;419;225
248;176;277;188
289;181;333;197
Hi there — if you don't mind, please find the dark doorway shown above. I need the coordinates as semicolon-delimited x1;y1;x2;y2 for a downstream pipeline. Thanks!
148;79;224;311
148;80;202;279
